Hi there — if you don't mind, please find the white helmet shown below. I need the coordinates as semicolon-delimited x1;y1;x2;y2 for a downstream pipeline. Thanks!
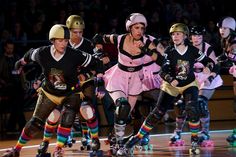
125;13;147;31
217;17;236;31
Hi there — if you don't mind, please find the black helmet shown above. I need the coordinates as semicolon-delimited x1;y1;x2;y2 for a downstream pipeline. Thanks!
190;26;206;35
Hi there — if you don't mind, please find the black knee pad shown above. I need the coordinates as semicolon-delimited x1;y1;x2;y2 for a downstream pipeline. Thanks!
174;98;186;118
61;107;76;128
24;117;45;137
146;107;164;126
114;97;131;125
185;101;200;122
198;96;209;118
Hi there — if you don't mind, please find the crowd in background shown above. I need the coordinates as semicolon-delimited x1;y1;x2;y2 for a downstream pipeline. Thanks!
0;0;235;56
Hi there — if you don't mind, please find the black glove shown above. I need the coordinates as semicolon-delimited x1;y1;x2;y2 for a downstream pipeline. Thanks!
92;34;104;46
94;77;106;98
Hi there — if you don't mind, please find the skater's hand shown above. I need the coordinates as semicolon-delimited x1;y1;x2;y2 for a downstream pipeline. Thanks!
94;76;105;99
170;79;178;87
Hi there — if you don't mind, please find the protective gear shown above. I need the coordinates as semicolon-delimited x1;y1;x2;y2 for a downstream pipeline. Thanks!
174;98;186;118
190;26;206;35
66;15;85;30
49;24;70;40
60;107;76;128
198;96;209;118
125;13;147;31
24;117;45;137
217;16;236;31
47;109;61;123
185;101;200;122
169;23;189;36
145;109;164;126
114;97;131;125
80;101;95;120
92;33;104;45
60;94;80;128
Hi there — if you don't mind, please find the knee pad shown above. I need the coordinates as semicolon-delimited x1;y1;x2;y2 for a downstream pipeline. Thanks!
185;101;200;122
146;107;164;126
24;117;45;137
174;98;186;118
114;97;131;125
198;96;209;118
80;101;95;120
61;107;76;128
47;109;61;124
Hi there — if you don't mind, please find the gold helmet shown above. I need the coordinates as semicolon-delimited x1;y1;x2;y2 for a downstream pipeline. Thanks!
66;15;85;30
49;24;70;40
169;23;189;36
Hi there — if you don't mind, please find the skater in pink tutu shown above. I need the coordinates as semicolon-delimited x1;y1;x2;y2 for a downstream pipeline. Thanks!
92;13;164;156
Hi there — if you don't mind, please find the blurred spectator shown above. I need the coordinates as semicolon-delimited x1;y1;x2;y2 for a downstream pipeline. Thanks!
0;40;26;133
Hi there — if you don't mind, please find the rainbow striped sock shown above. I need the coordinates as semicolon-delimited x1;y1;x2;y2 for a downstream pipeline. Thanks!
86;117;98;140
15;128;32;151
43;120;58;142
137;120;153;139
56;125;71;148
189;120;200;138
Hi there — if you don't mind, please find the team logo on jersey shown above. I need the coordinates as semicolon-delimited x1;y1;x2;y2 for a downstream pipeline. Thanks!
49;68;67;90
176;60;189;80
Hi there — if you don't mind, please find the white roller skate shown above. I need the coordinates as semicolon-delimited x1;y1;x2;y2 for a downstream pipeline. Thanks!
169;131;185;146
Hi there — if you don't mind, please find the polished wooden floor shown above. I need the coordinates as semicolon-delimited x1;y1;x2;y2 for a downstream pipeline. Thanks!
0;120;236;157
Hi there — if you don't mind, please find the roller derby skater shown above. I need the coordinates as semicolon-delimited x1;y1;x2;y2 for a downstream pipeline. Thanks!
92;12;164;157
216;16;236;146
1;24;104;157
124;22;217;156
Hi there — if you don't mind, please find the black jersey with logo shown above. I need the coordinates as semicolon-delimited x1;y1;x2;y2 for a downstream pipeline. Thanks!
23;45;103;96
164;44;209;87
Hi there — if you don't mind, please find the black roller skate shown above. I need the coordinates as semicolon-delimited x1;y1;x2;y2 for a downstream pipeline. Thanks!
189;136;200;155
53;146;64;157
1;148;20;157
169;131;185;146
226;128;236;147
80;135;91;151
115;136;141;156
64;135;76;148
136;133;153;151
89;138;103;157
198;131;214;147
37;141;51;157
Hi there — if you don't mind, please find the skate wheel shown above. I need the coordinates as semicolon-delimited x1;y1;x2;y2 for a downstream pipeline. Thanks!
200;140;214;147
189;148;200;155
80;146;85;151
